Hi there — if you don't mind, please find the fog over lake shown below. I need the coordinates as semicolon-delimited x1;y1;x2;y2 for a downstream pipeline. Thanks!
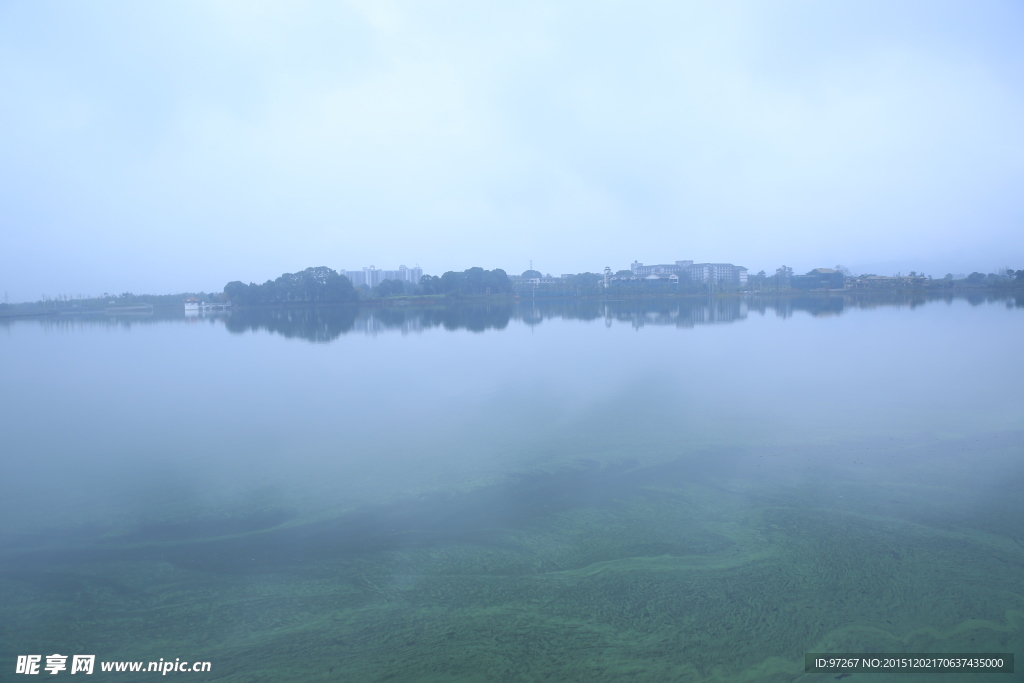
1;294;1023;681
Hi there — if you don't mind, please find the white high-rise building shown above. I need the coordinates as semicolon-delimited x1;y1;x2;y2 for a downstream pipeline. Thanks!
630;260;693;276
686;263;748;285
343;265;423;287
629;260;747;285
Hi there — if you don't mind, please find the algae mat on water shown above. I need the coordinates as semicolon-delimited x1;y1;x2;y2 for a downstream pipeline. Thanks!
2;452;1023;682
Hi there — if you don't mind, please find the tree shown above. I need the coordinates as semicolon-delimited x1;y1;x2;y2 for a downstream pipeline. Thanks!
374;279;405;297
418;274;442;294
223;267;357;306
434;267;513;296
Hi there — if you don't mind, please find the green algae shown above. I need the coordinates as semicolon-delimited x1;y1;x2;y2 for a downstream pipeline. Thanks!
3;440;1023;683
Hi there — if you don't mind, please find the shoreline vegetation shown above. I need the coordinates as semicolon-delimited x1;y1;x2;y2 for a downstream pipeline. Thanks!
2;294;1022;343
5;293;1022;342
3;265;1023;318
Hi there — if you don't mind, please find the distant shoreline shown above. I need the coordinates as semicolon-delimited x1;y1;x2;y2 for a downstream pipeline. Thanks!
3;288;1020;320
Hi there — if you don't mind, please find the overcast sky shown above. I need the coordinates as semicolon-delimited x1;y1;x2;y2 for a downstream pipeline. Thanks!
2;1;1023;300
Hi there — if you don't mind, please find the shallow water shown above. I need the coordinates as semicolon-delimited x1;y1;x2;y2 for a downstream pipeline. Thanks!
1;294;1022;681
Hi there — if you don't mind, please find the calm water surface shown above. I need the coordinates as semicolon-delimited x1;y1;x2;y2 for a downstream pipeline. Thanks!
1;295;1023;682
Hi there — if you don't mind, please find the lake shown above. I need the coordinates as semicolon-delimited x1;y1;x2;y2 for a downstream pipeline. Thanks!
1;294;1022;681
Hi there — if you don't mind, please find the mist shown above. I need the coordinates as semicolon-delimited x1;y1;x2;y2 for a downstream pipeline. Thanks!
2;1;1023;302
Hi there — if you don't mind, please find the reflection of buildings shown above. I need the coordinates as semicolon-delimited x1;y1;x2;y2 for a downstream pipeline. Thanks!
629;260;748;285
183;298;230;316
607;298;749;329
17;293;979;343
349;310;425;336
344;265;423;288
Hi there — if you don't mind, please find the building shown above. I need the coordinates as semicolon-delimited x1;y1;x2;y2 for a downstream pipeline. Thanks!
687;263;748;285
630;260;693;276
630;260;747;285
343;267;375;288
851;274;925;290
381;265;422;285
344;265;423;287
791;268;845;290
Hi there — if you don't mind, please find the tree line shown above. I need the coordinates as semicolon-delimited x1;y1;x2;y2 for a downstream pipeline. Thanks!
224;267;358;306
223;266;512;306
418;267;512;297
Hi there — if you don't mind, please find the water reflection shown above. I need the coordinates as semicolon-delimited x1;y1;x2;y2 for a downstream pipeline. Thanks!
4;293;1023;342
2;291;1023;681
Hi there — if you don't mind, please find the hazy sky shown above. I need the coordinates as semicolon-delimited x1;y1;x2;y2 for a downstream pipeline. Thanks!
2;1;1023;301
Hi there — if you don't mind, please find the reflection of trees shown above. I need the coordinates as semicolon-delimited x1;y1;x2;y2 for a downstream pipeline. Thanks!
596;298;749;329
6;293;1020;341
0;309;187;334
224;307;359;342
222;304;514;341
517;295;851;327
512;291;1008;328
743;292;936;319
745;295;846;319
420;305;513;332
